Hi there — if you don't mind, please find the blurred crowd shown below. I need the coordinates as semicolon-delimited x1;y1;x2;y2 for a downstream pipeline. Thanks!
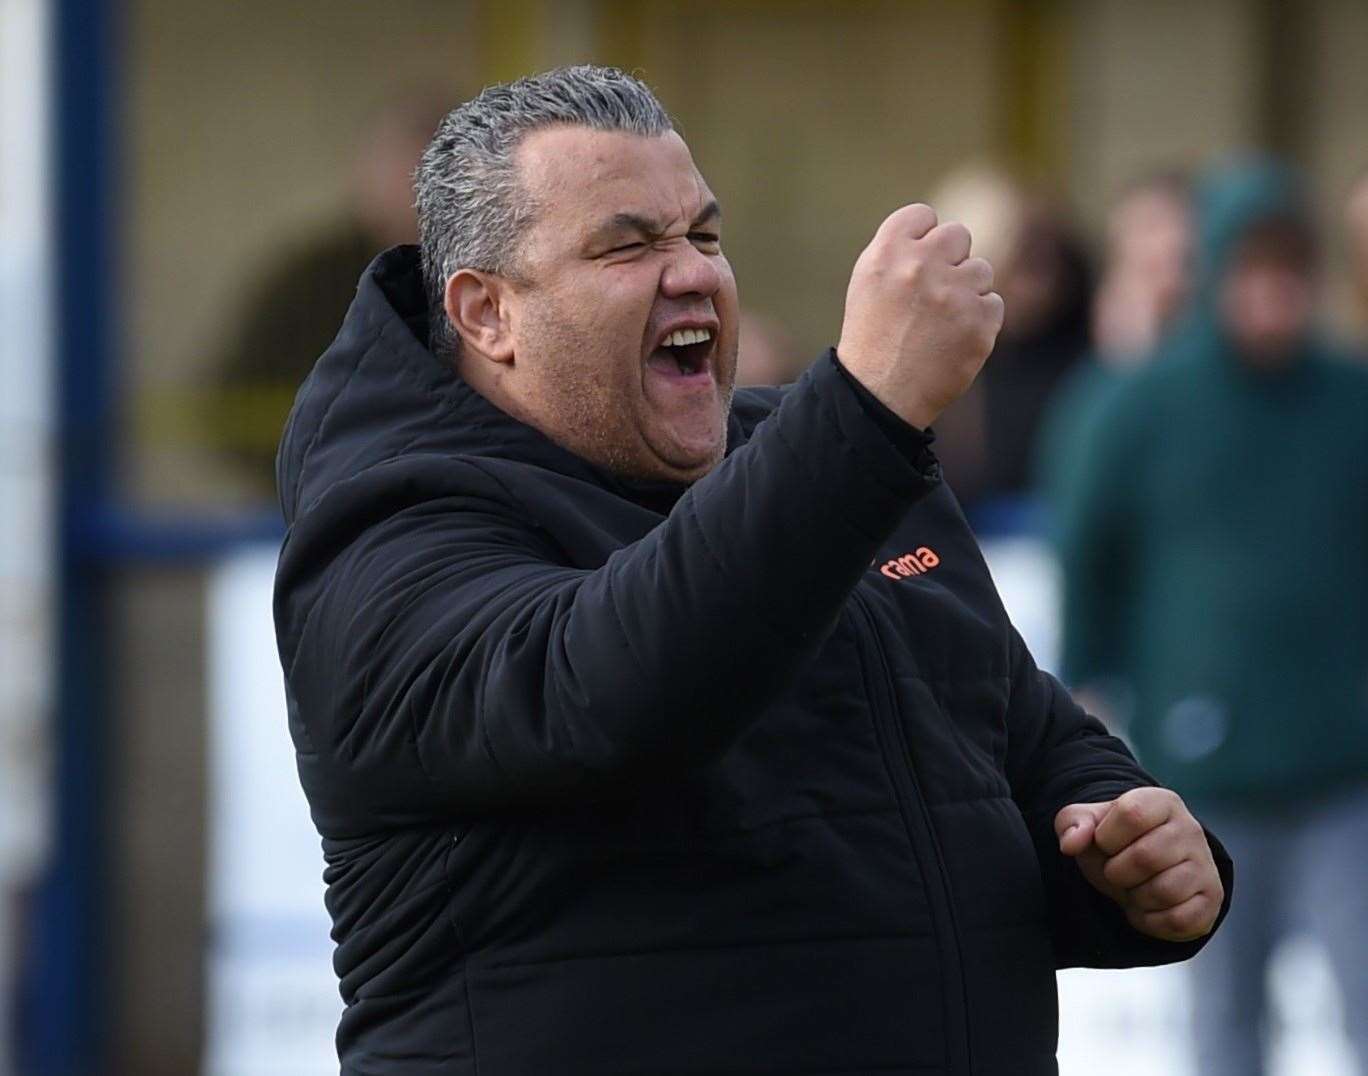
76;92;1368;1074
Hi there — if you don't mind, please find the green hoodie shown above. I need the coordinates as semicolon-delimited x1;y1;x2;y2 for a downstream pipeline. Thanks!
1055;160;1368;809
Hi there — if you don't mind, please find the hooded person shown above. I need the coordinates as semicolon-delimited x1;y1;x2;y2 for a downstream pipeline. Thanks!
273;66;1231;1075
1055;158;1368;1074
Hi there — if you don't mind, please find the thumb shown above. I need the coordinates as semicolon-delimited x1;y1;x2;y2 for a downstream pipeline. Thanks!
1054;800;1114;857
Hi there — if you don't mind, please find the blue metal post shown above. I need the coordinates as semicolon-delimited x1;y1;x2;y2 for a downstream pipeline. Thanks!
18;0;118;1071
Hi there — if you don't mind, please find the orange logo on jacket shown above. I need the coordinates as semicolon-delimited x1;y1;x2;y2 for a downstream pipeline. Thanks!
877;547;941;580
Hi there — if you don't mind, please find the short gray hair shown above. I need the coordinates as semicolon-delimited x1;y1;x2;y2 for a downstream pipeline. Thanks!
415;65;674;359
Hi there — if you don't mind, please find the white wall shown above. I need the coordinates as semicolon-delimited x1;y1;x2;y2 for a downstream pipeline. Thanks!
0;1;55;1073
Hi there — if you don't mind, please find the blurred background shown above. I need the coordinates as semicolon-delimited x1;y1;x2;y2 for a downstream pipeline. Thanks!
4;0;1367;1073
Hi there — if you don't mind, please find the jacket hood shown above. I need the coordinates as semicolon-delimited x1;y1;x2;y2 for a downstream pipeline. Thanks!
1193;157;1309;303
276;245;749;525
1161;157;1323;370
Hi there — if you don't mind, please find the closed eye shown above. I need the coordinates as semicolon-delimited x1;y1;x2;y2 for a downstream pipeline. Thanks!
607;241;647;255
689;232;721;249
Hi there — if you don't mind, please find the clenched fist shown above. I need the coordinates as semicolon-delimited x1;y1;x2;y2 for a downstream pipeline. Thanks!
838;203;1004;430
1056;787;1224;943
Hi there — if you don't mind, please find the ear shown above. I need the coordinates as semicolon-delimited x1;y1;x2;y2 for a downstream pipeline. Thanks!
444;269;516;364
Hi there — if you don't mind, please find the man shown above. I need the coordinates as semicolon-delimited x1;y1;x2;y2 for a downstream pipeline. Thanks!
213;92;446;496
274;67;1229;1075
1057;159;1368;1074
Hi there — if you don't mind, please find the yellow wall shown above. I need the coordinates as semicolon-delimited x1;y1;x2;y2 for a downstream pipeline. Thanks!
124;0;1010;505
124;1;481;503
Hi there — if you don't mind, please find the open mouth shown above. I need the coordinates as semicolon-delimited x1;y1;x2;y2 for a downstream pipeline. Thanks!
649;326;714;378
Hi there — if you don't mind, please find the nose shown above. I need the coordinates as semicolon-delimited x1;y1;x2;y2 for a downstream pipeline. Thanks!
659;240;721;300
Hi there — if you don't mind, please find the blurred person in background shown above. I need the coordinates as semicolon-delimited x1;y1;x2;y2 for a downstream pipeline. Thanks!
1090;170;1194;363
1037;171;1194;530
735;308;801;386
1056;158;1368;1075
1343;166;1368;349
212;92;446;498
931;171;1094;519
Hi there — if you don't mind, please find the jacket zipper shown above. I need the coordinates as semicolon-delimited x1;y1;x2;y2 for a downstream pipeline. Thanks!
851;592;973;1076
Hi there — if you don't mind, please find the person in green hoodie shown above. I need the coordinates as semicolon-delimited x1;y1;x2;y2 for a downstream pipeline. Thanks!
1054;159;1368;1074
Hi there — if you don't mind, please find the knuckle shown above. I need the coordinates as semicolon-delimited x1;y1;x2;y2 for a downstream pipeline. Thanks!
1116;797;1151;829
1154;788;1183;814
1102;858;1130;889
1133;841;1166;873
1131;886;1163;913
1167;903;1206;936
1153;868;1189;904
856;258;887;286
859;240;891;270
888;202;937;235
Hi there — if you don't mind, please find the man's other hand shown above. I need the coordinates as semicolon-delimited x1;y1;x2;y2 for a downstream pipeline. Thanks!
1055;787;1223;942
837;203;1005;430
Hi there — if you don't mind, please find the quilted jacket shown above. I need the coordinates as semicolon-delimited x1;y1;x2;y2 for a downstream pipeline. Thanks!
274;246;1232;1075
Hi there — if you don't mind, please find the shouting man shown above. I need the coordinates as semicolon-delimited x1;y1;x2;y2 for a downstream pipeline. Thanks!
274;67;1230;1075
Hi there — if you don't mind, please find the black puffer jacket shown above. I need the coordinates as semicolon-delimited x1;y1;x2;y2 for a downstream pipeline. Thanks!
274;247;1231;1075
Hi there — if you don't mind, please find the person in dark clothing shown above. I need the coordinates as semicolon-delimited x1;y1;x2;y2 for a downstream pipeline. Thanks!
1055;159;1368;1075
933;199;1094;520
273;66;1230;1075
212;93;445;496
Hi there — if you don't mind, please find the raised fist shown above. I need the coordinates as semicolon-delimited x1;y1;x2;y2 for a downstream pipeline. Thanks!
837;203;1004;430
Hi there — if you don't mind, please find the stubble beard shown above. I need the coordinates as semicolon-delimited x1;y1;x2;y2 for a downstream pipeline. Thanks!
516;305;659;480
514;292;735;482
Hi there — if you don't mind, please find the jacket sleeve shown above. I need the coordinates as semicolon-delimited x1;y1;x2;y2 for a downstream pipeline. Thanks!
277;354;940;827
1003;630;1234;968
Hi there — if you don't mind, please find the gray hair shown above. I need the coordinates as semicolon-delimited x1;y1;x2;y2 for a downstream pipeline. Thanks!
415;65;674;360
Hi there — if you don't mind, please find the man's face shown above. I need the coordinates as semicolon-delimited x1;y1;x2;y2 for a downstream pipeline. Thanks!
498;126;739;483
1218;237;1315;369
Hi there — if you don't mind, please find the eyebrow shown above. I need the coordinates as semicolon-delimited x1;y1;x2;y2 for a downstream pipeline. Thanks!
589;199;722;245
